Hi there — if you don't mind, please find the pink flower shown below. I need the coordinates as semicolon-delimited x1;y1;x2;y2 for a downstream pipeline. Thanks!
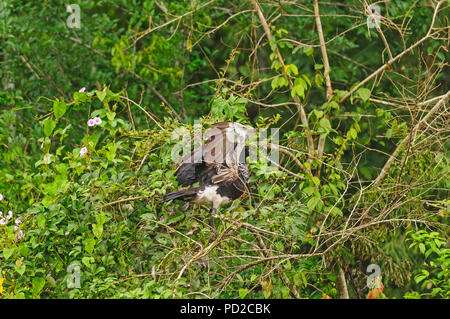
15;219;21;225
0;218;6;225
14;225;18;231
64;231;69;236
6;211;12;220
93;117;102;125
0;194;3;201
17;230;24;240
79;87;86;93
87;119;95;127
80;147;88;158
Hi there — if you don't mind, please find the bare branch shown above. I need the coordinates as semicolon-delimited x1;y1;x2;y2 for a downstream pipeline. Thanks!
372;90;449;186
339;0;446;104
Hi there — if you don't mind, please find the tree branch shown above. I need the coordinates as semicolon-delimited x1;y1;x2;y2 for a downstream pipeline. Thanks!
372;90;449;186
339;0;445;104
313;0;333;167
250;0;315;159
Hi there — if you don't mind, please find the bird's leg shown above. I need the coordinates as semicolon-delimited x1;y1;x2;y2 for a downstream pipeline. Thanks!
181;202;190;212
208;208;218;237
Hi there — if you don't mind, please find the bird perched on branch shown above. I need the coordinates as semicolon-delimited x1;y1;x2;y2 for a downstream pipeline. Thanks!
161;122;255;231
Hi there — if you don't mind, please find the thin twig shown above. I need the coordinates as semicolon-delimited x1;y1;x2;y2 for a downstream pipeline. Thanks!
339;0;446;104
372;90;449;186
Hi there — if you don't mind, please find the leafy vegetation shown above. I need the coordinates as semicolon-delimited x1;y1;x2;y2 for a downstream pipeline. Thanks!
0;0;448;299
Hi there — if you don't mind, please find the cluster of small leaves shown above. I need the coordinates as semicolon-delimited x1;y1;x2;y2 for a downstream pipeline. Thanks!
404;230;449;299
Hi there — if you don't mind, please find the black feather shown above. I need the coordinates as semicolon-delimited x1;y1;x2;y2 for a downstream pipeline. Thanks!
174;163;201;187
161;188;199;203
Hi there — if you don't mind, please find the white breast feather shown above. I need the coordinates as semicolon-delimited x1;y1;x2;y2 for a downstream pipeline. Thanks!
195;185;230;208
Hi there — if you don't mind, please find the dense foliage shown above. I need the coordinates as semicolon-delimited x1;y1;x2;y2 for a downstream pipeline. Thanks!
0;0;448;299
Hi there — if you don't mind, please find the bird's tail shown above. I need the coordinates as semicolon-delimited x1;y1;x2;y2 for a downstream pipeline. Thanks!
161;188;198;203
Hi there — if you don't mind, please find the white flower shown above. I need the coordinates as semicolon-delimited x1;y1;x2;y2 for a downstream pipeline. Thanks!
0;194;3;201
93;117;102;125
0;218;6;225
6;211;12;220
14;225;18;231
87;119;96;127
15;219;21;225
80;147;88;158
79;87;86;93
64;231;69;236
17;230;24;240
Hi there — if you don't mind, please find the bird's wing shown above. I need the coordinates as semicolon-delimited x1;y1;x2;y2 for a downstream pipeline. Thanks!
175;122;254;186
210;163;239;184
175;161;221;187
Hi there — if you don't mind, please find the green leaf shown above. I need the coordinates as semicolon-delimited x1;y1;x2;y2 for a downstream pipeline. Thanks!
307;196;319;211
303;186;315;196
19;244;30;257
37;214;46;229
95;212;107;226
82;256;92;268
3;247;15;260
301;74;311;87
419;243;426;254
314;64;324;70
32;277;45;295
53;100;67;120
294;77;307;89
46;275;57;288
386;129;393;139
319;118;331;130
315;73;324;87
73;91;87;104
92;223;103;239
357;88;371;102
285;64;298;76
96;90;107;102
84;237;96;254
291;77;306;98
328;183;338;195
271;77;280;90
313;109;324;119
304;46;314;56
271;60;283;71
269;37;277;51
238;288;248;299
348;127;357;140
311;176;320;186
425;248;433;259
291;85;304;98
328;101;339;110
272;76;289;90
330;207;343;217
43;118;56;137
15;264;26;275
301;272;308;288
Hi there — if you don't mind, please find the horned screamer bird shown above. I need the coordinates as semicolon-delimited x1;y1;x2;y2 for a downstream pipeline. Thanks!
161;122;255;233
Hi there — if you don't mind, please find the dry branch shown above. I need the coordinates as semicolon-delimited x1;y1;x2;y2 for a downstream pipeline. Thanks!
372;90;450;186
313;0;333;167
339;0;446;104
